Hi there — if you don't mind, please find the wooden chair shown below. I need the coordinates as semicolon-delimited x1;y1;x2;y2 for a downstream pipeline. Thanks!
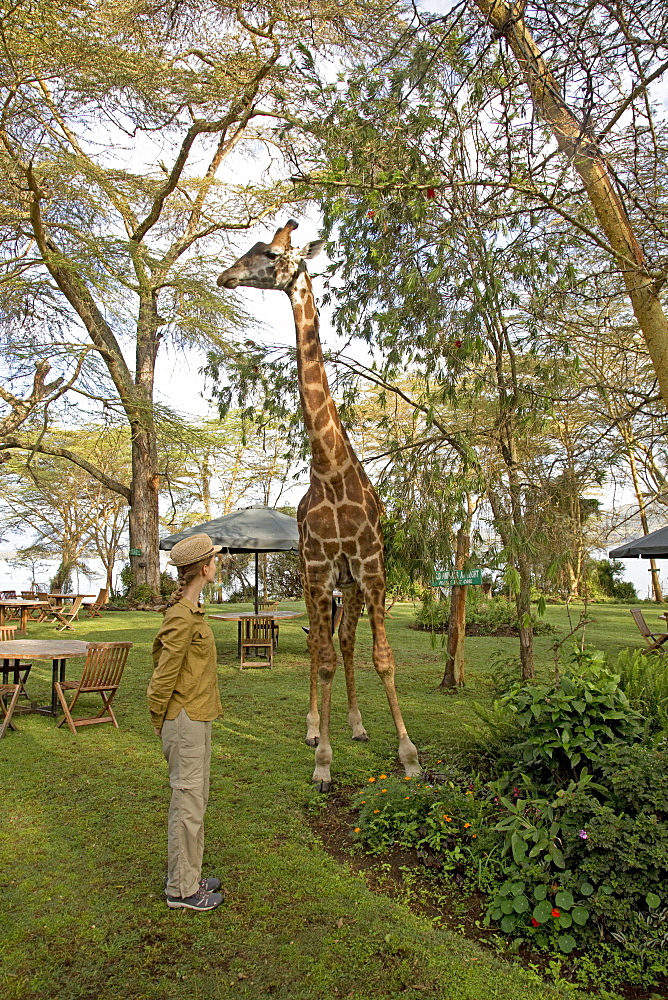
240;617;273;669
0;625;32;700
630;609;668;653
82;589;109;618
35;593;53;622
258;601;280;647
49;594;84;631
0;682;22;738
54;641;133;734
21;591;36;599
0;591;19;620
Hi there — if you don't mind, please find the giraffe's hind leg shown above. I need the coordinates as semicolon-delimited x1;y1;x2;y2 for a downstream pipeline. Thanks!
339;584;369;741
364;583;421;777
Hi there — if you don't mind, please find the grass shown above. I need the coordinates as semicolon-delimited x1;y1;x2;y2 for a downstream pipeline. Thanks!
0;599;651;999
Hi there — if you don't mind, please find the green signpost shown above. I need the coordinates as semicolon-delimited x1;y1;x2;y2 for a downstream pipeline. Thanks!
432;568;483;587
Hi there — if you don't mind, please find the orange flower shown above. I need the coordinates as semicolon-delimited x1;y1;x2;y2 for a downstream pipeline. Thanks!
360;800;366;804
379;775;387;780
404;776;412;781
368;777;376;783
471;833;477;838
373;809;380;814
404;796;410;800
464;822;471;828
354;827;361;833
443;815;452;822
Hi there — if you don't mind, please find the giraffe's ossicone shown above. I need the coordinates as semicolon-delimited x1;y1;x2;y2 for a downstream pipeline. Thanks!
218;220;421;790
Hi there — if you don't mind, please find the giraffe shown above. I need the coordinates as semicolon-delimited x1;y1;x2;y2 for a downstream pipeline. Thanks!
217;220;420;791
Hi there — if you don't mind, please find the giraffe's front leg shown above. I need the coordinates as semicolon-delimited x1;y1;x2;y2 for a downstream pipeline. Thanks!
304;588;320;747
339;584;369;741
307;589;338;792
365;587;421;778
305;647;320;748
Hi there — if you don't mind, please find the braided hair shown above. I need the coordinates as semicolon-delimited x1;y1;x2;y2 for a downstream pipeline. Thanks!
167;556;213;608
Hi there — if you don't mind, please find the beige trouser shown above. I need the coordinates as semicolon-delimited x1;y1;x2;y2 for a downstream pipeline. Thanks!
161;709;212;899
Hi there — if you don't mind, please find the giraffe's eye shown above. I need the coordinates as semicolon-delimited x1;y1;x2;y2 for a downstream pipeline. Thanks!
264;249;280;259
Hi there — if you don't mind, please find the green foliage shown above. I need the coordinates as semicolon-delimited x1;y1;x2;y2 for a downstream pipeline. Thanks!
496;651;643;783
615;646;668;733
594;560;638;601
415;592;555;636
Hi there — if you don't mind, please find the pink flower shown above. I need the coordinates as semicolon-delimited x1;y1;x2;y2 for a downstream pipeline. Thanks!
578;829;588;840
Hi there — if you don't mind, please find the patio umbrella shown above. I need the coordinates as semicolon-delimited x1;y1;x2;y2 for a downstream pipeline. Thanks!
608;525;668;558
159;507;299;612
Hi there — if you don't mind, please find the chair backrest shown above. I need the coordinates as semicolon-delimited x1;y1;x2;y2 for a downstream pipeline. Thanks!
93;588;109;607
630;609;651;637
0;625;16;641
21;591;36;600
63;595;85;619
0;591;16;600
242;617;273;642
78;642;133;691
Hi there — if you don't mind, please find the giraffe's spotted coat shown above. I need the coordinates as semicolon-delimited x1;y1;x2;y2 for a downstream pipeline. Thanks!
217;222;420;787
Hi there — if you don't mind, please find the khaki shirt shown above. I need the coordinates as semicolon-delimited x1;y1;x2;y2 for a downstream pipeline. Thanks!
147;598;222;730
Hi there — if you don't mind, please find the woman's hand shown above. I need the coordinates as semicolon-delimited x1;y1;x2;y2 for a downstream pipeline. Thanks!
154;726;162;737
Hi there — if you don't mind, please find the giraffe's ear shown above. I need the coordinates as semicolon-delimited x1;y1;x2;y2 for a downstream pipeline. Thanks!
300;240;326;260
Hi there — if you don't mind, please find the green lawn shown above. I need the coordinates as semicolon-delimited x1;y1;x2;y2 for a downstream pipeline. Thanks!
0;600;648;999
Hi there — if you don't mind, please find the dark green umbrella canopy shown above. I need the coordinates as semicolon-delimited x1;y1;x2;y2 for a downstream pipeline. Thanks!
159;506;299;554
159;507;299;612
609;525;668;558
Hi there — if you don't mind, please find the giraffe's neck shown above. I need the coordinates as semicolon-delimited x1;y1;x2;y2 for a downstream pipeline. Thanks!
289;270;354;480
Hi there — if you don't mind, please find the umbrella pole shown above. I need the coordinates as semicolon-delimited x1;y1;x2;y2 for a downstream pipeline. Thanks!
254;552;259;614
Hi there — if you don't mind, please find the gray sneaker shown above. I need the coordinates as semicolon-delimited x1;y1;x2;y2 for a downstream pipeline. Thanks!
166;886;223;911
164;875;222;894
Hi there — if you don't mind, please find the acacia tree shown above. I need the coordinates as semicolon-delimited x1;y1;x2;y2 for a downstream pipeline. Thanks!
0;0;393;594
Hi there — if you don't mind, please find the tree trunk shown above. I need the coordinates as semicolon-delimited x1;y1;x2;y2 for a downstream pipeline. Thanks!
471;0;668;407
129;422;161;595
515;553;534;681
624;431;664;602
441;515;472;689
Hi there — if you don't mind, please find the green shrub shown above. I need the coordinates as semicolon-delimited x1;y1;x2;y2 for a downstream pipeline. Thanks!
615;646;668;733
483;650;643;786
351;650;668;981
415;593;554;635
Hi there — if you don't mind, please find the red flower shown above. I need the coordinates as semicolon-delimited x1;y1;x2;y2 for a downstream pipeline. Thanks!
531;918;540;927
367;210;375;218
426;187;436;198
551;908;561;918
455;339;462;348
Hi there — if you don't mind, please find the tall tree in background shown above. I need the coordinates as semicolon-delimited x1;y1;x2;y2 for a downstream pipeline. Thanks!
0;0;393;594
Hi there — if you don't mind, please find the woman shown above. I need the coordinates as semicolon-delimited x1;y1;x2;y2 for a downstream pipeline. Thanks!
147;532;224;911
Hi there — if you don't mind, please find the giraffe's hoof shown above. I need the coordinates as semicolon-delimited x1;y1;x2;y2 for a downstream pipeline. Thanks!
305;736;319;747
352;733;370;742
313;779;331;794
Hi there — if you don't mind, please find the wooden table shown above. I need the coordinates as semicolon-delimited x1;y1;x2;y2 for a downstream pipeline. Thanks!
0;600;50;634
47;593;94;609
209;611;305;656
0;639;89;716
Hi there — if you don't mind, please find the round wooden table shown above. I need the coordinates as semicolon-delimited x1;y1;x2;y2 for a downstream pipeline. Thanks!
0;639;89;716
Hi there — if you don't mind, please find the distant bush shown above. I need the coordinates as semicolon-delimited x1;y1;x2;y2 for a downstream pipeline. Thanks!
415;592;554;635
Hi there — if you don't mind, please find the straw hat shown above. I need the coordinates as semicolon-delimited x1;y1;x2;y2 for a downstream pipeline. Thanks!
168;533;223;568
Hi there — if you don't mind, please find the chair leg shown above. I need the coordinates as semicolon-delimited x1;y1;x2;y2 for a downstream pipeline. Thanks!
54;683;78;734
0;687;21;738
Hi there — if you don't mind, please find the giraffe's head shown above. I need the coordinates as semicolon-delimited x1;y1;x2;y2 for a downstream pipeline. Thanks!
217;219;325;292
